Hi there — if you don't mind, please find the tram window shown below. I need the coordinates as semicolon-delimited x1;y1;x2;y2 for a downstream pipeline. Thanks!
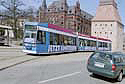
64;36;68;45
67;37;74;45
31;33;36;38
56;34;60;45
79;39;84;46
103;42;108;48
50;33;54;45
25;33;30;38
91;41;96;47
37;31;46;44
87;40;90;46
84;39;88;46
99;42;103;47
73;38;76;46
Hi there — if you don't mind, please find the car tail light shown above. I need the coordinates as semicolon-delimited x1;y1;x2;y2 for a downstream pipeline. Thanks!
112;64;116;71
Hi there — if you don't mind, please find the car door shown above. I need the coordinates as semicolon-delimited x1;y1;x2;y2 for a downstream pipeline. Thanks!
113;55;123;73
121;55;125;75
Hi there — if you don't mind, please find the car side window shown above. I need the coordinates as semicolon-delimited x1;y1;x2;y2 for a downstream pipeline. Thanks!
114;55;122;63
123;57;125;62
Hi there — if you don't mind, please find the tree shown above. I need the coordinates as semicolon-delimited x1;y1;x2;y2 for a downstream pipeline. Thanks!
0;0;24;40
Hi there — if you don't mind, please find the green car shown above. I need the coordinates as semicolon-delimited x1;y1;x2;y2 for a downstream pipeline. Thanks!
87;51;125;82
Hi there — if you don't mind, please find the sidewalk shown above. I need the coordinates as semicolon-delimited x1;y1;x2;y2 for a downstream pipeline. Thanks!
0;45;22;49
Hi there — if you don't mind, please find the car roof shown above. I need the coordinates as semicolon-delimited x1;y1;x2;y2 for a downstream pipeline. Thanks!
95;51;125;56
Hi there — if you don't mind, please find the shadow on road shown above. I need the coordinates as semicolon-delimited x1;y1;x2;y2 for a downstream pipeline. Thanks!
27;51;93;57
90;73;125;83
27;51;78;57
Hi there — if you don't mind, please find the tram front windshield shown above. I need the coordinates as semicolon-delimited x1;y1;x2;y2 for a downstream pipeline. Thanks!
24;31;37;43
25;31;36;39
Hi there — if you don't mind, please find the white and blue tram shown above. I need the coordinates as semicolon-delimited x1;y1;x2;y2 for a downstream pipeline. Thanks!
23;22;111;54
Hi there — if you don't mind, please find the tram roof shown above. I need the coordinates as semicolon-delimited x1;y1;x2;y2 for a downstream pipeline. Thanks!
48;24;74;34
79;33;111;42
25;22;111;42
25;22;75;35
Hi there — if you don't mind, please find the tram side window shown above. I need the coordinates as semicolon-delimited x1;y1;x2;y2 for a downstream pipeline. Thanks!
73;38;76;46
25;33;30;38
37;31;46;44
99;42;103;47
103;42;108;48
50;33;54;45
31;33;36;38
64;36;68;45
84;39;88;46
50;33;63;45
49;33;76;46
90;41;96;47
55;34;60;45
79;39;84;46
87;40;90;46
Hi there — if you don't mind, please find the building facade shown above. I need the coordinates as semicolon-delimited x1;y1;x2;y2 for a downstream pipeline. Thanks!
91;0;124;51
39;0;93;35
123;32;125;52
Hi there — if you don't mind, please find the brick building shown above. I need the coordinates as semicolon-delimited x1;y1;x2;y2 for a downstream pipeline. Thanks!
38;0;93;35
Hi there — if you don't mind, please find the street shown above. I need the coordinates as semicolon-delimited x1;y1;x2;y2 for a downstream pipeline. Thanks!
0;51;125;84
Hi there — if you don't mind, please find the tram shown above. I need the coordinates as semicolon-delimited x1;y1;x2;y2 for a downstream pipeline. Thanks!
23;22;111;54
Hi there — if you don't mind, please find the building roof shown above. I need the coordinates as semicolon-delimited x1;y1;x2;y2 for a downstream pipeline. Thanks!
92;0;122;23
79;33;111;42
81;10;93;20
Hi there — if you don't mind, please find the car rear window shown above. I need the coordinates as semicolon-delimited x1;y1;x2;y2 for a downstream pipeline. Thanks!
91;52;112;61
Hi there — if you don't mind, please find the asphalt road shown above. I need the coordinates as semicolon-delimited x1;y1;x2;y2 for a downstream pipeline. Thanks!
0;52;125;84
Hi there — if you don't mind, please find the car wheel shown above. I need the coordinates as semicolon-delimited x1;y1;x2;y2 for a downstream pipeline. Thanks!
117;72;123;82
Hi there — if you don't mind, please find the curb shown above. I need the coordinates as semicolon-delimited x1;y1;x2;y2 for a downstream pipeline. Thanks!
0;57;39;71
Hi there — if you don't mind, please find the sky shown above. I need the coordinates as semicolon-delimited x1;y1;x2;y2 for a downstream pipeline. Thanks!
0;0;125;25
23;0;125;26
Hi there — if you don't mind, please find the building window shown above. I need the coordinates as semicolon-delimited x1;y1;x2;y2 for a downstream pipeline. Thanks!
69;10;72;13
111;24;112;26
105;32;107;34
105;24;107;26
95;32;96;34
61;22;63;24
95;24;97;26
100;24;102;26
110;32;112;34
